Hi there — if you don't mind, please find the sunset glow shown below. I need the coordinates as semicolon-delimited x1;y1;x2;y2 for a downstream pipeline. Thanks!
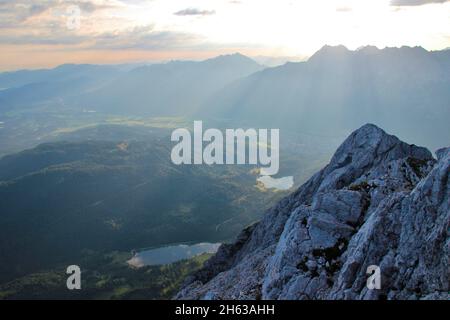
1;0;449;70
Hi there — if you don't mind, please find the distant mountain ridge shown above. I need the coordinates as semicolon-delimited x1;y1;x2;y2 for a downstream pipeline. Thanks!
199;45;450;150
0;46;448;151
0;64;124;111
73;53;263;115
0;53;263;115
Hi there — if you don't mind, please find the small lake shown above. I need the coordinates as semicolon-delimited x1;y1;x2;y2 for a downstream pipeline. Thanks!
127;242;221;268
257;175;294;190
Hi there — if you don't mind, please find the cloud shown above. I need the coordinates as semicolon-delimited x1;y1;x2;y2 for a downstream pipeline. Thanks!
0;0;119;28
91;25;203;50
174;8;216;16
0;1;56;27
0;1;206;51
76;1;120;13
390;0;449;6
0;21;204;52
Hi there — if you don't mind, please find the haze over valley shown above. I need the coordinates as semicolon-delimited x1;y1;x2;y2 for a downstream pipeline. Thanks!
0;46;449;294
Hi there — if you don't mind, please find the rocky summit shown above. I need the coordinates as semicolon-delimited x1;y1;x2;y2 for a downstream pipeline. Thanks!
176;124;449;300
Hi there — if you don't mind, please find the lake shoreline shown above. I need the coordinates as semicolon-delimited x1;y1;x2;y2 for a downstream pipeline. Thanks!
127;242;221;268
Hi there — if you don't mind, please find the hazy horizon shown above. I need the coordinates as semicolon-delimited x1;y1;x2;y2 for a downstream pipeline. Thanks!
1;44;448;72
1;0;449;71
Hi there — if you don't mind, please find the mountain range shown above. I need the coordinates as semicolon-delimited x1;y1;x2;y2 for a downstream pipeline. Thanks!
199;46;450;150
1;46;448;153
0;53;263;116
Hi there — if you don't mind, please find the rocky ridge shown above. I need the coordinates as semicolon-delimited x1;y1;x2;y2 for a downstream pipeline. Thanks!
175;124;449;300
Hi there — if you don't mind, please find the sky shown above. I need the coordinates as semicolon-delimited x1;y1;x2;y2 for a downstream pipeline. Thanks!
0;0;449;70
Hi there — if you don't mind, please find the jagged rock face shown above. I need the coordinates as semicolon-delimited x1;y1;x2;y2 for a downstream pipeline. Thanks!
175;124;449;300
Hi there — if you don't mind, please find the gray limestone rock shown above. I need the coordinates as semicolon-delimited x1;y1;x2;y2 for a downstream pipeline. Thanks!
175;124;448;300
